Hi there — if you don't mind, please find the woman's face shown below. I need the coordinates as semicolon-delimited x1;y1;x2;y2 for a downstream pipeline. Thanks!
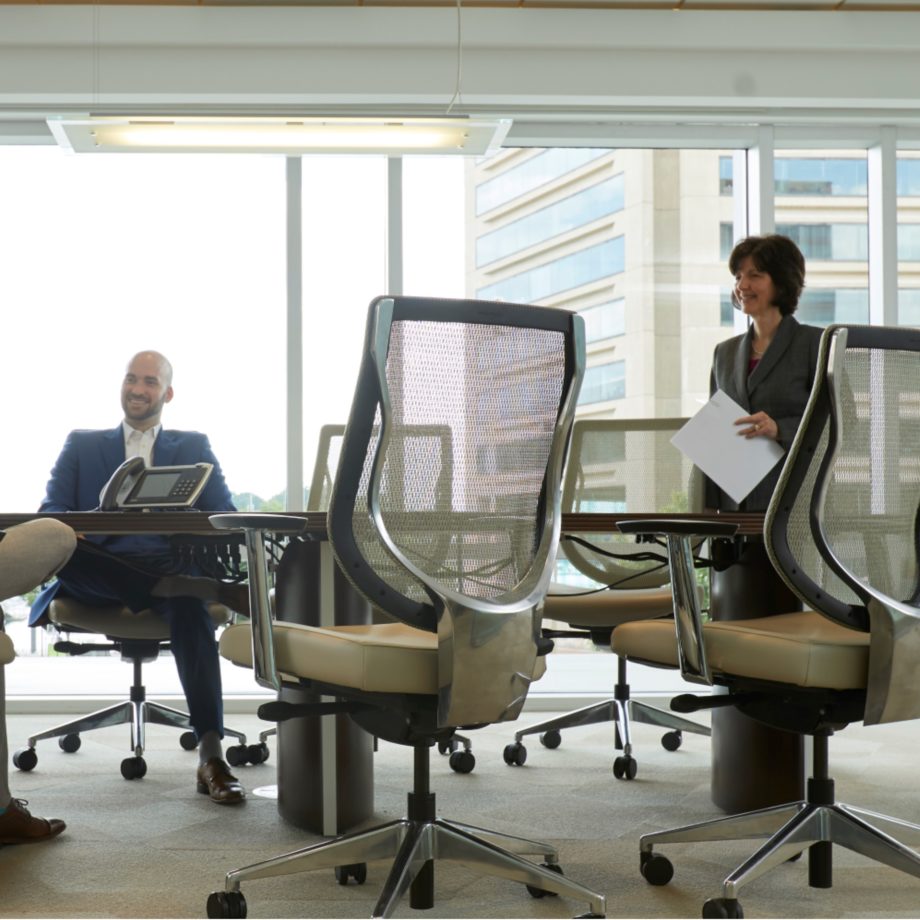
733;255;780;320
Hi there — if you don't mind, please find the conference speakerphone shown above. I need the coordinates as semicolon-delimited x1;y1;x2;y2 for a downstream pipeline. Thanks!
98;456;214;510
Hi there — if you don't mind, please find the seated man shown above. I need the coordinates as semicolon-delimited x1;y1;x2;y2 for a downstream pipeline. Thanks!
0;518;76;844
30;351;247;805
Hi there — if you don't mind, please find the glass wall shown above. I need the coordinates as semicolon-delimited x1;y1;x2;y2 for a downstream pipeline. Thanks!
5;129;920;700
898;152;920;326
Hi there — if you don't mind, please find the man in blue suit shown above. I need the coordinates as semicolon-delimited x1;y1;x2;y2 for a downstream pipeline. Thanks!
31;351;246;805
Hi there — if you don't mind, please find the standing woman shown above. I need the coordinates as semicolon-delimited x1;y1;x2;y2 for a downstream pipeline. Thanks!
706;234;823;512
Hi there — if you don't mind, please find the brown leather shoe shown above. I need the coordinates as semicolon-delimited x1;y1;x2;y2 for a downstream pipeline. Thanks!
0;799;66;845
197;758;245;805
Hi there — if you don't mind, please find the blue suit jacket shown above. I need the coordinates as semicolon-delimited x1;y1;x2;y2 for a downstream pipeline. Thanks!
30;425;236;626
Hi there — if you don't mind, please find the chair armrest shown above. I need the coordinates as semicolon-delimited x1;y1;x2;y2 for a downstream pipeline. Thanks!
208;513;307;692
209;513;307;534
617;517;738;539
616;517;738;686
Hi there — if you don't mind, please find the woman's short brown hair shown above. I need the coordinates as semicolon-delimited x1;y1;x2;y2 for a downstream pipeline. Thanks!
729;234;806;316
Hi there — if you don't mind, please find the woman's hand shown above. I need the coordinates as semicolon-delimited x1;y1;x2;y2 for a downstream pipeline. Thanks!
736;412;777;440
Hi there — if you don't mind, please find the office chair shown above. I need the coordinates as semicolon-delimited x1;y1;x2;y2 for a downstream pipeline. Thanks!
13;598;251;780
504;418;709;779
612;324;920;918
207;294;606;919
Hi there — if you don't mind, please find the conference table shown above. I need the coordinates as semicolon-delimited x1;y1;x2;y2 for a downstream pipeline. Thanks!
1;509;798;825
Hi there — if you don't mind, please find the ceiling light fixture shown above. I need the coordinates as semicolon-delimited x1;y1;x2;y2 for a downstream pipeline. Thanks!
47;115;511;156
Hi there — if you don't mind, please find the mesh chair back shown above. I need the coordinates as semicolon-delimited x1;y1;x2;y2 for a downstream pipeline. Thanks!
767;324;920;724
560;418;693;589
329;296;584;725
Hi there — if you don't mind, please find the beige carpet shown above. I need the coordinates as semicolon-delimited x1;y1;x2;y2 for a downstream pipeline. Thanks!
2;706;920;919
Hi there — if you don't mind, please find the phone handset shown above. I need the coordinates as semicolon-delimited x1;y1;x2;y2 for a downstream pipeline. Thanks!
98;456;147;511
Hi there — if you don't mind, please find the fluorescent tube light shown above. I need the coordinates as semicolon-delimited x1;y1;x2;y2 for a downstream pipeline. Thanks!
47;116;511;155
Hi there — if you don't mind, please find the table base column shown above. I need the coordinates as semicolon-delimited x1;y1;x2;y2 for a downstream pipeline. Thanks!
710;539;805;814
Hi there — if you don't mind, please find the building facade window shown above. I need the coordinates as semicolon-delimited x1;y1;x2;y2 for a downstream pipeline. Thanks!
900;289;920;326
797;288;869;326
776;223;868;261
774;158;867;196
476;174;625;267
579;361;626;404
476;236;624;302
475;148;610;215
581;298;626;342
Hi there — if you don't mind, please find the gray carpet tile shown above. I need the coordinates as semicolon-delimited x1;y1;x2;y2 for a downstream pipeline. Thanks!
2;710;920;918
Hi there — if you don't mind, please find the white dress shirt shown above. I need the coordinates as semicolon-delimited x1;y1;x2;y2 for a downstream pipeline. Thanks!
122;421;160;467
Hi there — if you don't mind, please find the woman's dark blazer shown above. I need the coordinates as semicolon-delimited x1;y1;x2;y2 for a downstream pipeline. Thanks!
706;314;822;512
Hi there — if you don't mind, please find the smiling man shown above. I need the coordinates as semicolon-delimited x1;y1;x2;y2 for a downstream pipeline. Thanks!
29;351;248;805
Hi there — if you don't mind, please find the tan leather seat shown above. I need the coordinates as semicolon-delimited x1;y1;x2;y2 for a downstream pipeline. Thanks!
613;609;869;691
50;597;231;640
220;620;546;695
545;584;675;628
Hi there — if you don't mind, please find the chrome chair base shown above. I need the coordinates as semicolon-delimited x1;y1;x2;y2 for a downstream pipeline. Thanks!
25;698;246;758
641;799;920;902
218;815;607;918
514;692;710;757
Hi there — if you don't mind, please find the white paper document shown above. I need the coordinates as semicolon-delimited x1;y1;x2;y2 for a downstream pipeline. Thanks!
671;389;786;504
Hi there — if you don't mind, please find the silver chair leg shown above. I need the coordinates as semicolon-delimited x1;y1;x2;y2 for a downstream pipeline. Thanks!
720;806;823;898
513;700;618;742
27;701;135;746
226;821;406;889
371;823;431;919
641;802;805;850
627;699;711;736
220;815;607;918
440;818;558;858
840;804;920;843
431;820;606;917
142;701;247;745
830;805;920;880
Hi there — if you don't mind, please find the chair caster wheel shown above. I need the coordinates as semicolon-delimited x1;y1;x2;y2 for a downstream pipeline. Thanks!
13;748;37;772
207;890;247;918
613;754;637;780
247;742;270;764
503;742;527;766
702;897;743;918
58;733;81;753
526;862;563;898
539;729;562;749
179;731;199;751
640;851;673;886
225;744;248;767
449;750;475;774
120;756;147;780
334;863;367;885
437;739;453;755
661;730;682;752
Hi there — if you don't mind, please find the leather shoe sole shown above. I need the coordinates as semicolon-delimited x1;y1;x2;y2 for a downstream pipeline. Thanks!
197;757;245;805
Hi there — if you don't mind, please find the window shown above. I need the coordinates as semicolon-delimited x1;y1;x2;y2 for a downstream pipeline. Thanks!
579;361;625;404
476;236;624;302
797;288;869;326
476;174;624;267
897;152;920;324
774;158;867;196
582;299;625;342
776;223;868;261
475;148;610;215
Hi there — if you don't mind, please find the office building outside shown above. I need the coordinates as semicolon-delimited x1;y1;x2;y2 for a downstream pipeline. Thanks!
468;148;920;423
